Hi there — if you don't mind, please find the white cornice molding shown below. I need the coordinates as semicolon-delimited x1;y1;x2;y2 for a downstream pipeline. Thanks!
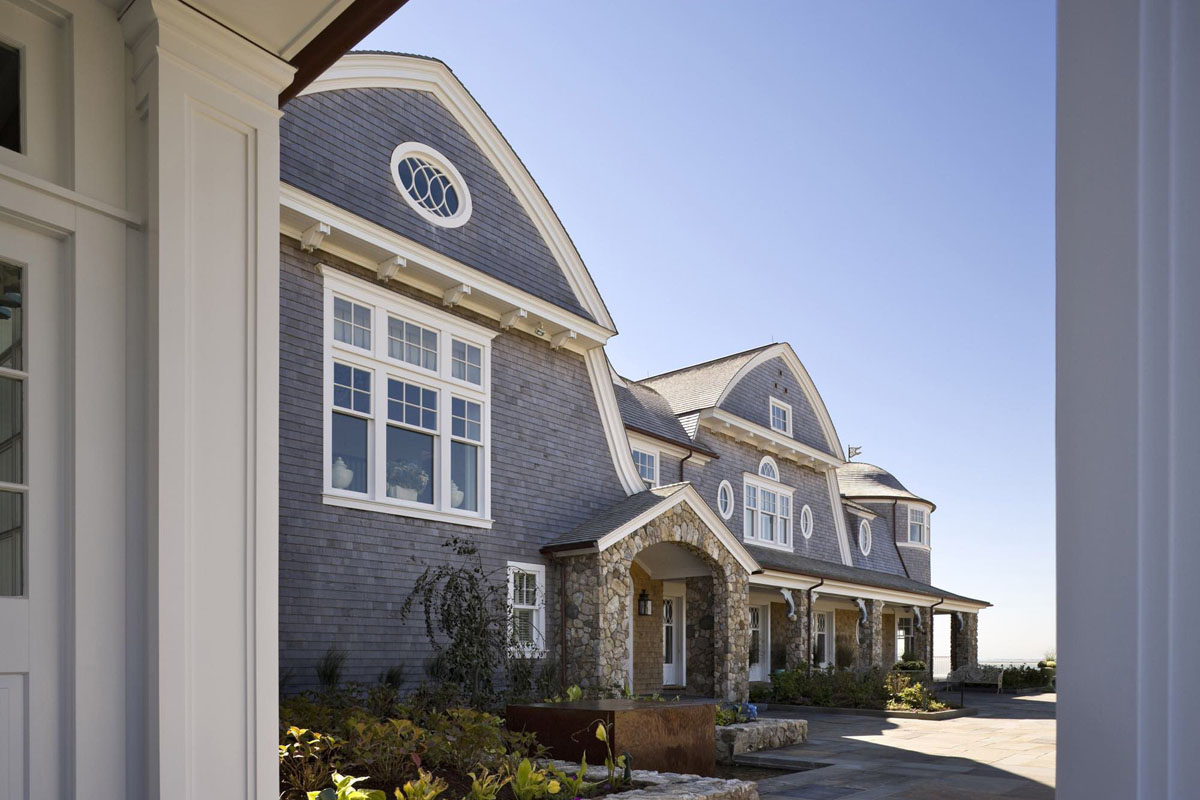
751;570;988;611
300;53;617;333
712;343;845;460
281;186;614;351
700;408;843;469
827;470;854;565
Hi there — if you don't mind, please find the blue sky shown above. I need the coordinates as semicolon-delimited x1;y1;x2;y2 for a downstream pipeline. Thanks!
361;0;1056;660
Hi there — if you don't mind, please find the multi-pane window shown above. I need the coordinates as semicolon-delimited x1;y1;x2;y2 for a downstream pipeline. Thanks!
452;339;482;385
813;612;830;666
325;273;494;522
744;463;793;549
0;262;23;596
1;44;20;154
769;398;792;435
897;616;915;661
388;317;438;371
632;449;656;487
908;507;928;544
334;296;372;350
509;562;545;650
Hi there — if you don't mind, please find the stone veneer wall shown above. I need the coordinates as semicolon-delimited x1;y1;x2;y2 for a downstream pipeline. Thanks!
768;593;809;671
911;607;934;665
834;609;859;667
950;612;979;670
858;600;883;668
630;562;664;694
686;575;716;696
882;613;897;666
560;502;751;701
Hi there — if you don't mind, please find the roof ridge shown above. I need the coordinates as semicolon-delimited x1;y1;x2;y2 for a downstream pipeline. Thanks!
637;343;778;384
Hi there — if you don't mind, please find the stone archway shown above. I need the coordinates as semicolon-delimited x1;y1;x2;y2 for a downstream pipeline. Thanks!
558;501;751;701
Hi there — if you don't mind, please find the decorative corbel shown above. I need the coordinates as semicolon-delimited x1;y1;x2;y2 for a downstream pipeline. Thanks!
376;254;406;282
300;221;331;252
500;307;528;330
550;329;577;350
443;284;471;307
954;611;966;631
910;606;924;633
854;598;868;644
779;588;797;622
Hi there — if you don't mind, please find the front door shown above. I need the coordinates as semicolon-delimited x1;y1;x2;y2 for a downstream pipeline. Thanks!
662;591;685;686
813;611;834;667
0;219;65;797
749;605;769;682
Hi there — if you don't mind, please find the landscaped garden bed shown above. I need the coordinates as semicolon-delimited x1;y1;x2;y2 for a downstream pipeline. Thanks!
747;663;964;718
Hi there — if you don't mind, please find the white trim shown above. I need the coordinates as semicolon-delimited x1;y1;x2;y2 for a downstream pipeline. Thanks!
716;480;735;521
302;54;616;332
858;519;873;556
711;343;845;459
700;407;842;469
769;397;793;436
757;454;780;480
591;485;761;574
897;540;931;551
584;348;648;495
507;561;547;654
827;470;854;564
749;570;989;612
322;492;493;528
661;585;686;687
844;502;878;521
799;503;813;539
742;471;795;551
906;504;929;546
281;186;615;350
388;141;473;228
626;429;693;462
748;604;770;681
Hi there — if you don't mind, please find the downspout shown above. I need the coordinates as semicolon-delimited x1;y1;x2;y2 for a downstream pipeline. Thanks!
560;560;568;693
806;578;824;671
679;449;693;483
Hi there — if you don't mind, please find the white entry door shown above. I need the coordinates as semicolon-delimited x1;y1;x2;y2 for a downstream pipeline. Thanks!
813;611;834;668
749;605;769;682
662;591;685;686
0;220;65;798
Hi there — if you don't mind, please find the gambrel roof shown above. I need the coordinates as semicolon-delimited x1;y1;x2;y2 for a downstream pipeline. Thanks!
638;345;773;415
612;379;716;456
837;462;934;509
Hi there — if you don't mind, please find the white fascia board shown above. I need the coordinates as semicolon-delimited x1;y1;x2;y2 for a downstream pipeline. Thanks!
281;188;614;351
932;599;990;614
701;408;843;468
827;471;854;565
844;503;878;521
593;485;760;574
299;54;616;333
749;571;820;591
711;343;845;460
585;348;648;495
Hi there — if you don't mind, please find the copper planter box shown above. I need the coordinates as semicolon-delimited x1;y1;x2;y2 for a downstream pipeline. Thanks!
505;699;717;776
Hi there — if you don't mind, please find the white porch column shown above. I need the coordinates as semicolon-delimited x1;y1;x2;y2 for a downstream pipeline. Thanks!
121;1;290;797
1058;1;1200;798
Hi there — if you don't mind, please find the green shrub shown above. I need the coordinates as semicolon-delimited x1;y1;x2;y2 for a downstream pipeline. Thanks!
767;666;890;709
342;717;427;789
885;672;947;711
891;659;927;671
316;647;348;693
280;727;343;800
307;772;386;800
422;708;508;775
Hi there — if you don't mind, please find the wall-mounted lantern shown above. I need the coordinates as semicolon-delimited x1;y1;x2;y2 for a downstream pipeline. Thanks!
637;590;652;616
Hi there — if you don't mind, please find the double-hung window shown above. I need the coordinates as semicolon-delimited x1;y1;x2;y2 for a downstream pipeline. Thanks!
769;397;792;435
508;561;546;652
907;507;928;545
743;457;794;550
632;448;657;487
323;271;497;526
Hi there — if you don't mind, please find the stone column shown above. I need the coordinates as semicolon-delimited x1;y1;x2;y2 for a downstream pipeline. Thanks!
770;590;809;671
950;612;979;670
856;599;884;668
685;576;715;696
910;606;934;666
597;560;633;692
713;564;750;702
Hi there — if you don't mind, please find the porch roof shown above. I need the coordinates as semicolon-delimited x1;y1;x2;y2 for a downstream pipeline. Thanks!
748;545;990;608
541;482;761;573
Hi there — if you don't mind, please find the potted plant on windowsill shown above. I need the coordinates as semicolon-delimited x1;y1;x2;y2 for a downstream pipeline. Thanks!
387;462;429;502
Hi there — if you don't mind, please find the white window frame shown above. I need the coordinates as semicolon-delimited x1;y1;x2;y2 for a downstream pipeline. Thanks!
742;470;794;551
858;519;873;555
769;397;793;436
758;455;779;480
904;505;931;548
389;142;474;228
507;561;547;654
896;615;915;661
631;448;658;488
716;480;734;520
799;503;813;539
322;269;498;527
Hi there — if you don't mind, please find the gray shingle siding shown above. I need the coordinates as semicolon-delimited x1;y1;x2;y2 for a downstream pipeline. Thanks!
718;357;834;455
280;87;593;322
898;544;931;585
683;430;844;565
845;502;908;578
279;238;624;690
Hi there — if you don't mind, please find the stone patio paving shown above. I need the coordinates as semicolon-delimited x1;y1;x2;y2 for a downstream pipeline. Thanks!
741;692;1056;799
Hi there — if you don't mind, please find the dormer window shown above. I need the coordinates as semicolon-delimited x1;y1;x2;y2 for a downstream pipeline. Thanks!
908;507;928;544
769;398;792;435
632;448;657;487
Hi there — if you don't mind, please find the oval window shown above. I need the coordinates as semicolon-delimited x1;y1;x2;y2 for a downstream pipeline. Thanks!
858;519;872;555
389;143;472;228
799;504;813;539
717;480;734;520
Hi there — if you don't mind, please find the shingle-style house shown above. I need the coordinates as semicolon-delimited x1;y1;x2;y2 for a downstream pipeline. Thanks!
278;52;989;700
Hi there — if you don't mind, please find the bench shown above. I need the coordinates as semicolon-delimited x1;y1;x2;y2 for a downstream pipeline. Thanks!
943;664;1004;706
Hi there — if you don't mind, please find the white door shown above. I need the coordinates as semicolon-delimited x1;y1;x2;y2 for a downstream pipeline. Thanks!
662;593;685;686
749;605;769;682
0;221;65;798
813;611;834;668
